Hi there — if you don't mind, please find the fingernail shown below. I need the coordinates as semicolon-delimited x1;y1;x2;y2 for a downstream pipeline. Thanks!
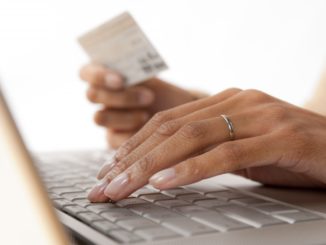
105;73;123;89
149;168;175;186
104;172;129;198
138;90;154;105
97;159;117;180
88;178;110;202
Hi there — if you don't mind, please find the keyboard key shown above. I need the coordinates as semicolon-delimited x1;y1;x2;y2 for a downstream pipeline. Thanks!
51;187;83;195
195;199;228;208
253;203;298;214
173;205;208;216
162;217;215;236
191;211;250;232
101;209;140;222
156;199;189;208
77;212;103;223
53;199;74;208
144;210;183;223
217;204;284;228
117;218;158;231
231;197;270;206
185;185;227;194
48;193;61;199
128;204;167;215
87;203;117;214
63;205;88;215
116;198;148;207
92;220;119;233
68;179;96;185
109;230;143;243
140;193;173;202
177;193;209;203
61;192;87;201
273;211;322;224
75;183;96;190
206;191;246;200
162;188;194;197
73;198;91;207
135;227;179;240
46;182;71;189
131;188;158;197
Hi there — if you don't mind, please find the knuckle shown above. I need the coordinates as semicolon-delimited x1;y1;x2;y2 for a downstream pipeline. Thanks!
179;122;206;139
267;103;289;122
150;111;172;127
114;159;130;174
106;159;129;179
135;155;156;174
212;88;242;100
156;120;180;137
116;140;134;160
86;87;98;102
184;158;205;179
218;143;242;169
223;87;243;94
91;68;105;84
242;89;270;103
94;111;105;125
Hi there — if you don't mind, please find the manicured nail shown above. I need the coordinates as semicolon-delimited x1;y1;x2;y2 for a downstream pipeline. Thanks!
149;168;176;186
138;89;154;105
104;172;129;198
105;73;123;89
88;178;110;202
97;159;117;180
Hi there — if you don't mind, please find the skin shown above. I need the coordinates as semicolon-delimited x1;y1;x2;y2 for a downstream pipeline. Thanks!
80;63;199;148
86;87;326;202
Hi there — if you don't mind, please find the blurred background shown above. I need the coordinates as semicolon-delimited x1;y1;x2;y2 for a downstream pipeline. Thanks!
0;0;325;152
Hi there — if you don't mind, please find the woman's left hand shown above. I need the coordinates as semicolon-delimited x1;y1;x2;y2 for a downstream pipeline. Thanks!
88;88;326;202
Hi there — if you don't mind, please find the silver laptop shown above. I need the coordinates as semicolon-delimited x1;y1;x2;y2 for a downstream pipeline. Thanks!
0;83;326;245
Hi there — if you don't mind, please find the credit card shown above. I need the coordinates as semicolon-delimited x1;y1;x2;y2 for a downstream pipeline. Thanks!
78;12;168;85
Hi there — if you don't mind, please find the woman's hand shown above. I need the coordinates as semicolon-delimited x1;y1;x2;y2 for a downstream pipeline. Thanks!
88;88;326;202
80;63;199;148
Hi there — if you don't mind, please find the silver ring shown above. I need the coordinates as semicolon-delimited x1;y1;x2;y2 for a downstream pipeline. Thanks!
221;114;235;140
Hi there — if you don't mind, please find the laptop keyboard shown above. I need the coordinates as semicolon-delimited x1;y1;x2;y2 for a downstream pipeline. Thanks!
36;151;324;244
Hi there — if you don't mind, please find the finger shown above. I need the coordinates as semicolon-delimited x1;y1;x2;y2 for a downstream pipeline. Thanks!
96;92;258;182
149;135;279;189
95;92;243;181
88;179;111;203
87;85;155;108
102;113;267;200
115;88;242;160
95;130;135;180
94;109;150;131
106;130;136;150
80;63;124;90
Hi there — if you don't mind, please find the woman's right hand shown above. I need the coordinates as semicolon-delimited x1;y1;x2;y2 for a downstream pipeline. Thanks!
80;63;200;148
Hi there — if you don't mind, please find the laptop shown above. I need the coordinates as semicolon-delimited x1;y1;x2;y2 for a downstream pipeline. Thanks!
1;83;326;245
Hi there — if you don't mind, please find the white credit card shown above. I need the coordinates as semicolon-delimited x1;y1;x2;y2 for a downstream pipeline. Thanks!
78;12;168;85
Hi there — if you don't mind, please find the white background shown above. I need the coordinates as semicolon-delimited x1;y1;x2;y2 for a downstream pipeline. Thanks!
0;0;325;152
